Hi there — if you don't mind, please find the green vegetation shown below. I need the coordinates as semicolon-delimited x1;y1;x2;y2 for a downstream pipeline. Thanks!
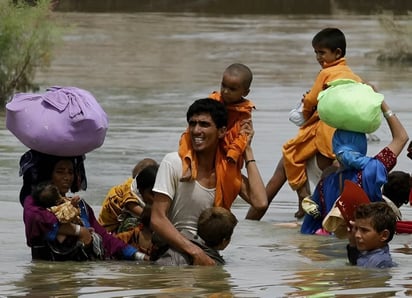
0;0;60;106
377;13;412;65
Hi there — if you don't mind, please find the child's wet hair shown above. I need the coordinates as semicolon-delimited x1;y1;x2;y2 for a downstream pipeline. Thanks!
197;207;238;248
355;202;397;242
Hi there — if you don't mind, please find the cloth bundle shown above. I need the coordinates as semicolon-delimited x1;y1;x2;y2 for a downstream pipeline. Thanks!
317;79;384;133
6;86;108;156
322;180;370;239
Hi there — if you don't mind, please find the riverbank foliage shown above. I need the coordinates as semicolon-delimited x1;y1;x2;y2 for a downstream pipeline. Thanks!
0;0;60;106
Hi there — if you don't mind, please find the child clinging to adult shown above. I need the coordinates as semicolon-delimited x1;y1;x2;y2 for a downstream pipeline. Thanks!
155;206;238;265
179;63;255;209
98;158;158;233
196;206;238;264
347;202;397;268
31;182;83;243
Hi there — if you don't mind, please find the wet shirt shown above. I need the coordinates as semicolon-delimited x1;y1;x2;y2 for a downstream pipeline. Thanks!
348;244;396;269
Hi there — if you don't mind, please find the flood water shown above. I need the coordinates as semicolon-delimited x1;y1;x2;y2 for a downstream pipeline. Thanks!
1;9;412;297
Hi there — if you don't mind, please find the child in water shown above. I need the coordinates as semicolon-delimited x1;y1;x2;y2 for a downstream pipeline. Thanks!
347;202;397;268
155;206;238;265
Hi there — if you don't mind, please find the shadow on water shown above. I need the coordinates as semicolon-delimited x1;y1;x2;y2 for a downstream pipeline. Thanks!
55;0;412;15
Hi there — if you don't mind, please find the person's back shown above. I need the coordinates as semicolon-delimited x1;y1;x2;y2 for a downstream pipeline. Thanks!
347;202;397;268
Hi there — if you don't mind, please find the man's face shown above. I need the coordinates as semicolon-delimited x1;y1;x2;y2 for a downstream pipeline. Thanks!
188;113;225;153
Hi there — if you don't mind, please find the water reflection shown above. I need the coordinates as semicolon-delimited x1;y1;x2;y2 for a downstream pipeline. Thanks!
286;268;395;297
12;261;233;297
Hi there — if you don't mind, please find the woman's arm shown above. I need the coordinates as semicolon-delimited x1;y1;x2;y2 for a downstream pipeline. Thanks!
381;100;409;156
58;223;92;245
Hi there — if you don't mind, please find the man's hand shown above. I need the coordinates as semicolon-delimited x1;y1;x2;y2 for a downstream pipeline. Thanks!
240;118;254;145
191;246;216;266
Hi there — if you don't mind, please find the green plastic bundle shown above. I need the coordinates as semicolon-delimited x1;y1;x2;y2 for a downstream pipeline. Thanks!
318;79;384;133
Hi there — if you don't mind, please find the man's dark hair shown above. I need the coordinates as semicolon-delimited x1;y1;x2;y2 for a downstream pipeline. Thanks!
186;98;228;129
312;27;346;57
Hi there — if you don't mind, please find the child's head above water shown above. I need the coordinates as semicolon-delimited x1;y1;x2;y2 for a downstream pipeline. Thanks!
353;202;397;251
197;207;238;250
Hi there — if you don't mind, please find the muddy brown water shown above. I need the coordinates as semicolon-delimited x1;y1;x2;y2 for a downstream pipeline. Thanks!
0;10;411;297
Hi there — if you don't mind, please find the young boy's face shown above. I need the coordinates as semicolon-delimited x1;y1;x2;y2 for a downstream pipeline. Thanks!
220;72;250;105
353;217;388;252
313;45;341;67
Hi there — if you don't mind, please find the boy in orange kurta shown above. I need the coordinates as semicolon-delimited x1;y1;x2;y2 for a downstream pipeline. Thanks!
284;28;362;217
247;28;362;220
178;63;255;209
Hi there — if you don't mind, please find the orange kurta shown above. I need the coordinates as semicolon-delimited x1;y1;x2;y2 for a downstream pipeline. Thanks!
178;92;255;209
283;58;362;190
